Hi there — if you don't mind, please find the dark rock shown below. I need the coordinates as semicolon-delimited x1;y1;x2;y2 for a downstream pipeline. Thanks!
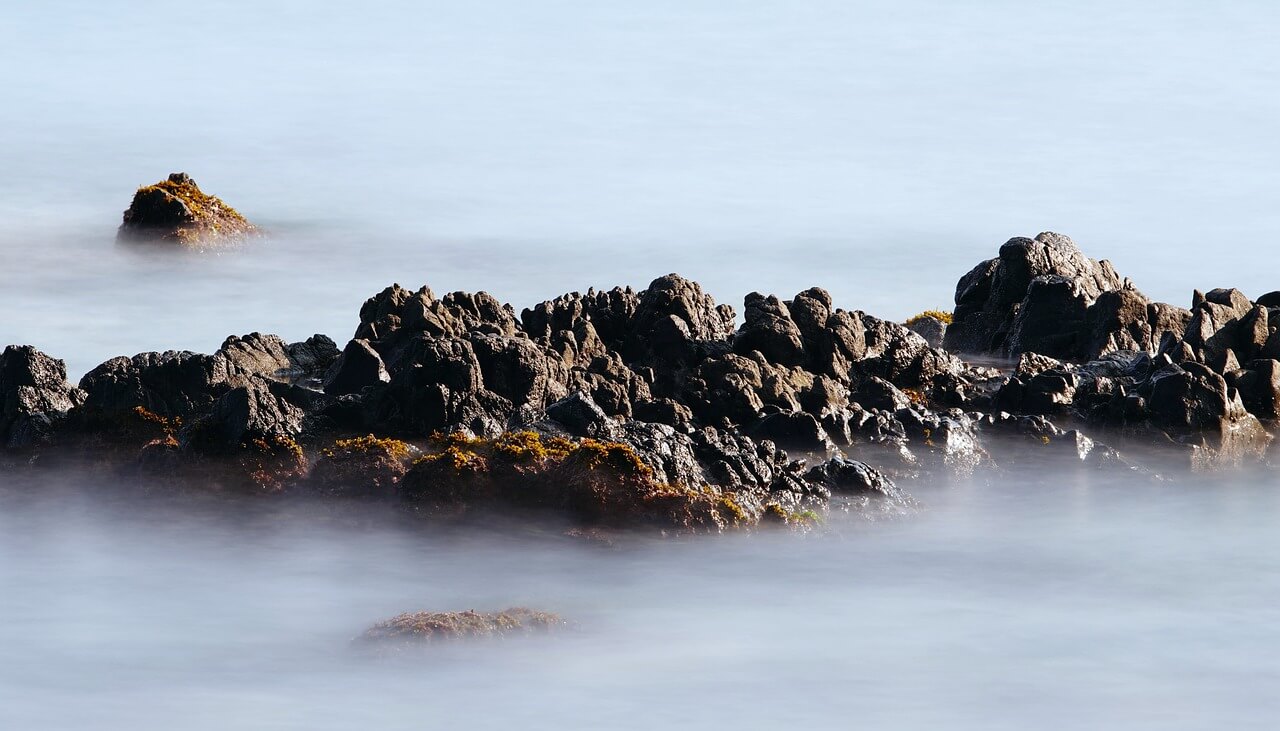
1235;359;1280;419
734;292;805;366
325;339;390;396
1;345;85;448
631;397;693;429
803;457;898;497
1007;275;1091;359
1256;291;1280;307
546;391;615;438
1146;362;1250;430
184;377;304;452
944;232;1131;358
117;173;257;246
749;411;831;453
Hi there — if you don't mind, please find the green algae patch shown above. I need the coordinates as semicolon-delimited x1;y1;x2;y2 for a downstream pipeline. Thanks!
117;172;258;247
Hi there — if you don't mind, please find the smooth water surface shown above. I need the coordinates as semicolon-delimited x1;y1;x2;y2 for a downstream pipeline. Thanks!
2;461;1278;731
3;1;1280;377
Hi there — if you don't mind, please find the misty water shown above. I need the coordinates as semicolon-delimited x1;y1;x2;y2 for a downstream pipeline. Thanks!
3;0;1280;728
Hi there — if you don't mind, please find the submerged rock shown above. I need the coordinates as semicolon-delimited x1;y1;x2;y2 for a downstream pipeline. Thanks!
358;608;564;646
117;172;257;246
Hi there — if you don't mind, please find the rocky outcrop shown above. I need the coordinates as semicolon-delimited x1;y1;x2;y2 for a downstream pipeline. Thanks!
944;232;1134;359
4;241;1273;526
117;173;258;246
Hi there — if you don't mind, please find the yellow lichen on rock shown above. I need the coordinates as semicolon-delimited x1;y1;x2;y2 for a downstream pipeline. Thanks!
117;172;257;246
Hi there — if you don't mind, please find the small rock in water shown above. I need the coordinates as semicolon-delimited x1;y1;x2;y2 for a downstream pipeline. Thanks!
357;608;565;646
117;172;258;246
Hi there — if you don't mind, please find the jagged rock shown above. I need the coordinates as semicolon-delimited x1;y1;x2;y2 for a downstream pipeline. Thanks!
734;293;806;366
1;345;86;449
184;377;305;451
628;274;735;369
1146;361;1251;430
325;339;390;396
945;232;1131;357
369;335;509;437
859;314;960;386
469;334;568;410
117;173;257;246
1232;359;1280;419
78;333;337;424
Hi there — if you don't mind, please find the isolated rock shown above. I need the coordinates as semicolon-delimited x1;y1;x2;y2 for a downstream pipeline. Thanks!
117;173;257;246
358;608;564;646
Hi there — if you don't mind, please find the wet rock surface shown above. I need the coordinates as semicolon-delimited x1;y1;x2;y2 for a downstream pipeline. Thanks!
4;232;1276;530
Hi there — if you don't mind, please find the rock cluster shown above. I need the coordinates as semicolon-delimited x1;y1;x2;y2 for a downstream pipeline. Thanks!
117;173;258;246
3;230;1275;530
951;233;1277;458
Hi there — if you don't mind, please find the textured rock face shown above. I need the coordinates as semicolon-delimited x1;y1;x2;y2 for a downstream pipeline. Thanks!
0;346;85;448
944;232;1132;358
117;173;258;246
78;333;337;424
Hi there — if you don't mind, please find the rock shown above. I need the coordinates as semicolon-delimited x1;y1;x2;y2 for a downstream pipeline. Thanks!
184;377;304;451
324;339;390;396
734;292;806;365
78;333;334;426
546;391;615;438
628;274;735;370
1256;291;1280;307
749;410;831;453
944;232;1131;357
803;457;903;501
852;376;911;412
357;608;564;646
631;397;693;429
307;435;415;498
1234;359;1280;419
1146;361;1250;430
905;315;947;348
117;173;257;246
1;345;85;449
